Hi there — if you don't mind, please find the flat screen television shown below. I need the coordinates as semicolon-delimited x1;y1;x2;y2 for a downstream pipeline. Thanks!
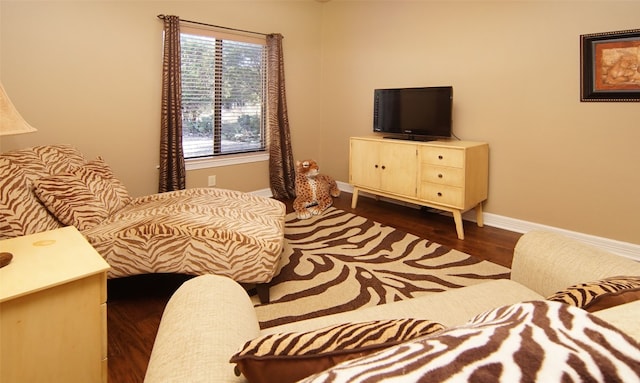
373;86;453;140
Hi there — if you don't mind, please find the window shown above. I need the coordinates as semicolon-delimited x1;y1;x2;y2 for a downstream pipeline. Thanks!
180;26;267;160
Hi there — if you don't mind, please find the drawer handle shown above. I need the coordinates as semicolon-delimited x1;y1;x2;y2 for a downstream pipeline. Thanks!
374;164;379;168
438;174;443;178
437;192;443;197
381;165;386;170
438;155;443;160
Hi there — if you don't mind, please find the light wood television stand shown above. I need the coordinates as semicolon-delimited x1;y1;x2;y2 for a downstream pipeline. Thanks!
349;136;489;240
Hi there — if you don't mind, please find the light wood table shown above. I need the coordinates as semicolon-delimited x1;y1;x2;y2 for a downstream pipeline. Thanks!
0;226;110;382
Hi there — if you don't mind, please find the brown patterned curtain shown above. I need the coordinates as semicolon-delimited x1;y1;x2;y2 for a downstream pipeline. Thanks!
266;34;296;199
159;15;186;192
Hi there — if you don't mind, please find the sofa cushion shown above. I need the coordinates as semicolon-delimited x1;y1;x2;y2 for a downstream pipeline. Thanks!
33;172;110;231
71;157;132;214
230;318;444;383
299;301;640;383
0;157;60;238
31;156;132;232
546;276;640;312
0;145;90;238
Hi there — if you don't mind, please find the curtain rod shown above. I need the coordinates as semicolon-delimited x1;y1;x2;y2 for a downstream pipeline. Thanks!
157;14;269;37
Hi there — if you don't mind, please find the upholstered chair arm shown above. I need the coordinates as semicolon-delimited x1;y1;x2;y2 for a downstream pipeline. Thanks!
144;274;259;383
511;231;640;297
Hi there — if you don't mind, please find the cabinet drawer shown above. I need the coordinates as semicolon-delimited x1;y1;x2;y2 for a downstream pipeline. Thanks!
421;166;463;187
421;147;464;167
419;183;463;207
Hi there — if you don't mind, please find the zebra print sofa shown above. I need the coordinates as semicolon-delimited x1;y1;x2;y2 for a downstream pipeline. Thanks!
145;231;640;383
0;145;285;293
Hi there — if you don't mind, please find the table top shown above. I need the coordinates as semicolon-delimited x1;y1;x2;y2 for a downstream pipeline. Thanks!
0;226;110;302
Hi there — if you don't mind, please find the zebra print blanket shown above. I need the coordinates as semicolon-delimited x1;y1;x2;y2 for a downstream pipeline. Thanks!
254;208;510;328
300;300;640;382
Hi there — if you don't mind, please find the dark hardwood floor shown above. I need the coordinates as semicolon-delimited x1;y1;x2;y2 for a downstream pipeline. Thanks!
106;193;521;382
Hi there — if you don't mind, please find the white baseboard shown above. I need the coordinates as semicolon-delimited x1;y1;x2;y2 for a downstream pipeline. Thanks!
250;188;273;198
482;213;640;261
255;182;640;261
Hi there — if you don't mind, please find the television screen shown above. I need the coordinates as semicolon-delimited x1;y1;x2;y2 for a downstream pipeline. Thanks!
373;86;453;139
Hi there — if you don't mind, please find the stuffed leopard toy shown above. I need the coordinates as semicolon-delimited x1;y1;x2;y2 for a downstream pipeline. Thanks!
293;159;340;219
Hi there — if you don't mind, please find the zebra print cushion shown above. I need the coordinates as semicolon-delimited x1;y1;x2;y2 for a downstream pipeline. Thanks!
71;157;132;214
0;145;89;238
32;157;132;231
299;301;640;383
547;276;640;312
229;319;445;383
33;172;110;231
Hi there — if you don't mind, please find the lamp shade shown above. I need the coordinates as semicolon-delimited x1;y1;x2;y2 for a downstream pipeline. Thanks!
0;83;37;136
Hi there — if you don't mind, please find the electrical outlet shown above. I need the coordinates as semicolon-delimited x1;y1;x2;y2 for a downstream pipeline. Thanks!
208;175;217;187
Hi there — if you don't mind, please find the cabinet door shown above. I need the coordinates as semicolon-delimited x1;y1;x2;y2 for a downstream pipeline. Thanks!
350;139;381;189
379;142;417;197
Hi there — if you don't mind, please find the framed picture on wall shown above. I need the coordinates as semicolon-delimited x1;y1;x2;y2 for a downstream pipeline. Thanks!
580;29;640;102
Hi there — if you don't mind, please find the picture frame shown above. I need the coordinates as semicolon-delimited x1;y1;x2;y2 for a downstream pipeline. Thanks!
580;29;640;102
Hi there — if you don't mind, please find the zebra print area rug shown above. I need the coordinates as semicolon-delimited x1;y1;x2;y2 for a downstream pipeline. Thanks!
253;207;510;329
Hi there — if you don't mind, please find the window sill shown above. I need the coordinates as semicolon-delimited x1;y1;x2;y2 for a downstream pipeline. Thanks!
185;152;269;171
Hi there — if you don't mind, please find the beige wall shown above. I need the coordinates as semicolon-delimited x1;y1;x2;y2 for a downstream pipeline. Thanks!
2;1;639;245
0;0;324;193
317;1;640;245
